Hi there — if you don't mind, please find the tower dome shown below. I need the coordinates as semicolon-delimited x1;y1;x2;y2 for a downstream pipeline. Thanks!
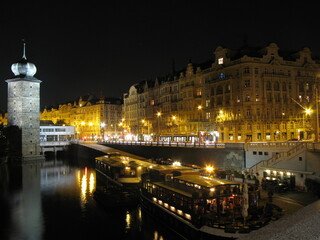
11;42;37;77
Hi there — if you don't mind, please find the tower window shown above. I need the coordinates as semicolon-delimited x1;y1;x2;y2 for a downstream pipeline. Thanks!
218;58;224;64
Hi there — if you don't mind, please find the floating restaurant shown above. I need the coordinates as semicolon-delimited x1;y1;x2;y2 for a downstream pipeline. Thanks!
95;152;283;238
140;165;276;239
95;152;157;190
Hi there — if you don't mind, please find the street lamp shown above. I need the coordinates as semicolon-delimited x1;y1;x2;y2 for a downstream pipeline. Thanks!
197;105;202;143
205;165;215;176
305;108;312;115
171;115;177;141
100;122;105;141
304;108;312;140
141;119;150;135
157;112;162;141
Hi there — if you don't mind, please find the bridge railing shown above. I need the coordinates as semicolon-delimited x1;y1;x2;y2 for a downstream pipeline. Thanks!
101;140;226;148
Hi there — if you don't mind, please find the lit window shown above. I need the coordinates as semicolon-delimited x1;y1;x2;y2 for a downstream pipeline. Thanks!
218;58;224;64
237;134;242;140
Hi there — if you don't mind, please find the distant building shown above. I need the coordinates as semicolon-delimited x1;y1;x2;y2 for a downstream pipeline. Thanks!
39;120;75;154
123;43;320;143
5;43;44;161
40;120;75;142
41;96;122;140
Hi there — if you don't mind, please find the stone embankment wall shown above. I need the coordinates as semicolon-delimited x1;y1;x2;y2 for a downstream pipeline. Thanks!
102;143;245;171
66;144;104;166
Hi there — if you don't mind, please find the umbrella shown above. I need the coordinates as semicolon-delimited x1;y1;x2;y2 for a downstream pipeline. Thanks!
242;182;249;224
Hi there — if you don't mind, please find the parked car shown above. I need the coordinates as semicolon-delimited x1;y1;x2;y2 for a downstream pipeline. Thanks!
262;179;289;193
275;180;289;193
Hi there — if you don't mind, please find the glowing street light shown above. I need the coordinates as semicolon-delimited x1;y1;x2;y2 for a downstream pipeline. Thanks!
305;108;312;115
157;112;162;141
205;165;214;175
197;105;202;143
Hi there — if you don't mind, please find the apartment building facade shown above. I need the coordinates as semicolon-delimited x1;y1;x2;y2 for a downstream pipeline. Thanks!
123;43;320;143
41;96;122;140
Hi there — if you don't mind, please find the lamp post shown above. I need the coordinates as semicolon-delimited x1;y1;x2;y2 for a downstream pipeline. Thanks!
100;122;105;141
172;115;177;142
157;112;162;142
141;119;150;135
197;105;202;143
80;121;85;140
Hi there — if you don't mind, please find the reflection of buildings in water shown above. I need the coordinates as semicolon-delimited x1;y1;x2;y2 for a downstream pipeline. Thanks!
76;167;96;208
10;163;43;240
0;163;9;193
40;161;75;190
40;161;96;207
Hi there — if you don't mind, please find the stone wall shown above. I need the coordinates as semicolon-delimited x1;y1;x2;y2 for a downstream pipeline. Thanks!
102;144;245;171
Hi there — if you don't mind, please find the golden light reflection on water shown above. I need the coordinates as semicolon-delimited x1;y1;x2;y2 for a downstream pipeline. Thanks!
125;211;131;229
138;207;142;221
153;230;164;240
81;175;87;204
76;167;96;207
89;173;95;193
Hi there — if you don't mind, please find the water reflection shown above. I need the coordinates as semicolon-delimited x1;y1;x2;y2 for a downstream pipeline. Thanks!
0;163;43;240
0;159;182;240
77;167;96;208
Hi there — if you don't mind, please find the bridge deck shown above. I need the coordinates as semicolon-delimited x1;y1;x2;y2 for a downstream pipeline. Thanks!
78;142;147;160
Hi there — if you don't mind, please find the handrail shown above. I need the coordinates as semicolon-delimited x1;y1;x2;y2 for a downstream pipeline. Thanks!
249;143;307;173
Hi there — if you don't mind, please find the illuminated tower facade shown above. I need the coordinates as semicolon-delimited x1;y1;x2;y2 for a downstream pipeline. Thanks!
6;43;44;161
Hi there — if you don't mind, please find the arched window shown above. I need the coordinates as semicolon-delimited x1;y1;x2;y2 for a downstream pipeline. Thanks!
274;81;279;91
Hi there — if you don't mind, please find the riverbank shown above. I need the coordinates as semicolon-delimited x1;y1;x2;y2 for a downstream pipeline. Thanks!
238;199;320;240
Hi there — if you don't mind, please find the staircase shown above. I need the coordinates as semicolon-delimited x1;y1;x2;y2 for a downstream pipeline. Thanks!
249;143;307;174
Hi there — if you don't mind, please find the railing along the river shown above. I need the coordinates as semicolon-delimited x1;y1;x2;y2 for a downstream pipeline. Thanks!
101;140;226;148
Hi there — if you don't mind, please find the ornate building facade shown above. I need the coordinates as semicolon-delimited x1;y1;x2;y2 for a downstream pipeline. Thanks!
123;43;320;143
41;96;122;140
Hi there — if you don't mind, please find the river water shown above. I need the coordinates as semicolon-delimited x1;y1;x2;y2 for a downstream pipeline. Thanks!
0;158;182;240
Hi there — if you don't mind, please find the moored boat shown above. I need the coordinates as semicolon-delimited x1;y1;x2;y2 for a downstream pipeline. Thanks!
95;152;157;191
140;166;265;239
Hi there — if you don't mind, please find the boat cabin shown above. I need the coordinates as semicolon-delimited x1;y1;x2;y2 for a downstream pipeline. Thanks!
95;155;157;189
142;171;254;226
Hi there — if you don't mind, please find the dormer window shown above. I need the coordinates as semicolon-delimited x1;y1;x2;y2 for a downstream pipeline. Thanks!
218;58;224;65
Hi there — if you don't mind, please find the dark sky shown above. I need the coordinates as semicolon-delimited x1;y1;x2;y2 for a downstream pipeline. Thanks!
0;1;320;111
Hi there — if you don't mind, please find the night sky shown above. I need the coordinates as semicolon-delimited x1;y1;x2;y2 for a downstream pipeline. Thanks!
0;1;320;112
